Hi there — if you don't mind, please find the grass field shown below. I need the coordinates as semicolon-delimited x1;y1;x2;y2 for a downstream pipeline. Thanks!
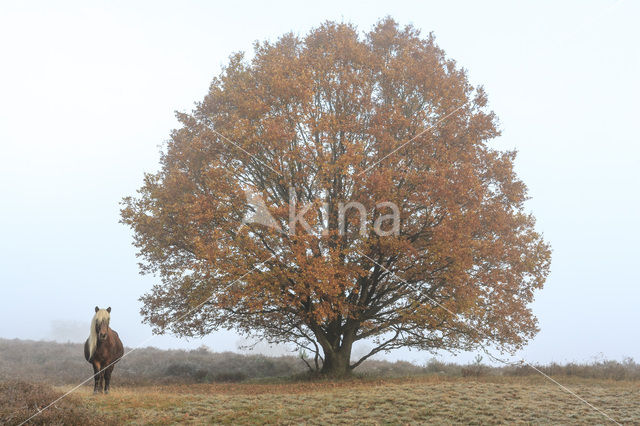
9;376;629;424
3;340;640;424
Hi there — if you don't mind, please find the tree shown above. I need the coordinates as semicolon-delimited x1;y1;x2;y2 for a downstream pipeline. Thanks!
121;18;551;377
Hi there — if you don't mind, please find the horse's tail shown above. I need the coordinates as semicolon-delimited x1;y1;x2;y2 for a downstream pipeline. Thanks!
84;338;91;362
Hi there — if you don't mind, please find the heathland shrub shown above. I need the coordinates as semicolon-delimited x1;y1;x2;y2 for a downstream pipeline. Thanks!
0;380;114;425
0;339;308;385
1;339;639;385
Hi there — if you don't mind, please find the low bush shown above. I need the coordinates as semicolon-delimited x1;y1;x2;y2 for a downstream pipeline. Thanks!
1;339;639;386
0;380;114;425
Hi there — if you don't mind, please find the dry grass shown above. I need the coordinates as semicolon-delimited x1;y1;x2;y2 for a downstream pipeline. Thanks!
0;381;115;425
3;340;640;424
53;376;640;424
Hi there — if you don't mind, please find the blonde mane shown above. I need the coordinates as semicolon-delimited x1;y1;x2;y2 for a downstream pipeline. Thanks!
88;309;110;359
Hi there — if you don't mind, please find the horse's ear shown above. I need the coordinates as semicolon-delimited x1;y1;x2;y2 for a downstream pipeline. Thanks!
95;306;99;312
106;307;111;313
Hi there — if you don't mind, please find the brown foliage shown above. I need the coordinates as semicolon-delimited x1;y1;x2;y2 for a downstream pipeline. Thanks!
121;18;551;375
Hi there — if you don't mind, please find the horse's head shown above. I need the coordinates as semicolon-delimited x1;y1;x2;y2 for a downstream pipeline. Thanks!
94;306;111;341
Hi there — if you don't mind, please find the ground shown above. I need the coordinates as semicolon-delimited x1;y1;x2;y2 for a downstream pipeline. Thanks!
59;376;639;424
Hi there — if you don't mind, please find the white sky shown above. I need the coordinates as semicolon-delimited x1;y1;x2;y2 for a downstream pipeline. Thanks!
0;0;638;365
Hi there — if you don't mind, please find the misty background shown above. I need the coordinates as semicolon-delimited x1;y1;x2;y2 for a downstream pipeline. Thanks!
0;0;638;365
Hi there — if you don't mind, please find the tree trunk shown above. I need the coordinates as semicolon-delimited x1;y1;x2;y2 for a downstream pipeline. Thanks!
321;347;351;377
319;330;354;377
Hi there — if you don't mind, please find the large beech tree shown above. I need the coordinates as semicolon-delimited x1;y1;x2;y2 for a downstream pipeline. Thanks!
121;19;551;376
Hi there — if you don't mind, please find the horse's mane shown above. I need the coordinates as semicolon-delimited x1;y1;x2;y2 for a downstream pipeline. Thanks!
88;309;110;360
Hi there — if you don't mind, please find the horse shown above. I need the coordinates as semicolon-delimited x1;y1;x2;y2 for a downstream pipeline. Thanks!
84;306;124;394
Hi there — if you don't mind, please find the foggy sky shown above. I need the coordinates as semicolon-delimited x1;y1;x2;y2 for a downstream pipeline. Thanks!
1;0;638;365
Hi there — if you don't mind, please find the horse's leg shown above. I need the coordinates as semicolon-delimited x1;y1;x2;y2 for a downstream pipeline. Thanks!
92;363;101;394
104;365;114;394
98;369;105;393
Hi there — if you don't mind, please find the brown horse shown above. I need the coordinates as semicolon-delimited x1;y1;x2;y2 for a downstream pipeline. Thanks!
84;306;124;394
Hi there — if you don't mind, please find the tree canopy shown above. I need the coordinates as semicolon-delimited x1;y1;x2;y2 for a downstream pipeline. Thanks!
121;18;551;376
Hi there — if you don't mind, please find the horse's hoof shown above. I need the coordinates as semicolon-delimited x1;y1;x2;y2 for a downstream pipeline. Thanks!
104;390;109;394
